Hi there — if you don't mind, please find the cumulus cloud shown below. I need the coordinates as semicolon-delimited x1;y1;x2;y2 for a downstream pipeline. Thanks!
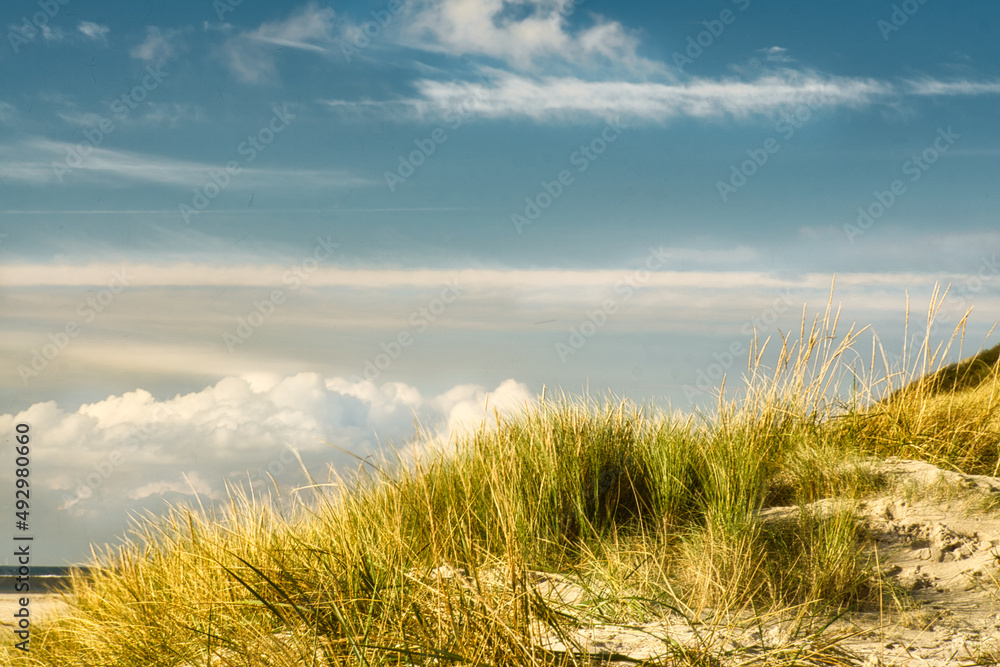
0;374;535;517
220;2;337;83
399;0;660;74
325;376;536;459
78;21;110;45
431;378;536;440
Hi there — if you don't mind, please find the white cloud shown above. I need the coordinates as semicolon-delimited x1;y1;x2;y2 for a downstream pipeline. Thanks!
220;2;337;83
40;25;64;42
251;1;337;51
55;102;203;129
759;46;793;63
137;103;206;128
906;79;1000;96
130;26;180;63
0;138;370;188
326;67;1000;124
5;139;215;185
128;472;214;501
55;110;106;127
78;21;110;44
0;375;535;514
328;68;890;123
0;260;982;292
319;0;1000;125
399;0;660;74
431;378;536;439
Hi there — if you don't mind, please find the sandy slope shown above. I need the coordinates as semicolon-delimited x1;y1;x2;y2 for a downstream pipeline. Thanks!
837;458;1000;665
524;457;1000;665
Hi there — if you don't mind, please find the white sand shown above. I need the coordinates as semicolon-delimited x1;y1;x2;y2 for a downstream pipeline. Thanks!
0;593;72;629
529;458;1000;665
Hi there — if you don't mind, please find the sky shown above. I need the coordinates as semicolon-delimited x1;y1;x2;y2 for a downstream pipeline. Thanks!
1;0;999;564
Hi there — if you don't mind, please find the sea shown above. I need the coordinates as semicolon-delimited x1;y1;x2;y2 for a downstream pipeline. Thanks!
0;566;93;594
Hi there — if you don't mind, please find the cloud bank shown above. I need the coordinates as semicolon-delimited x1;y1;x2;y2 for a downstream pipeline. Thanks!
1;374;534;518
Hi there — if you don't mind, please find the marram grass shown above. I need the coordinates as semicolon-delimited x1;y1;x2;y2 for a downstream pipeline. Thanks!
4;292;999;666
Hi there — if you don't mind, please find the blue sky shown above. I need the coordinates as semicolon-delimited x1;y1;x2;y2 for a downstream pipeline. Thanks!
2;0;999;563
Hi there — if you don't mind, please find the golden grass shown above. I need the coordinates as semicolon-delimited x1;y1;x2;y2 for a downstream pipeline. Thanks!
837;288;1000;475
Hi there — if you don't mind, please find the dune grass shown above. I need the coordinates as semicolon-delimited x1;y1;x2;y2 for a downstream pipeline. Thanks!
834;288;1000;475
3;291;999;666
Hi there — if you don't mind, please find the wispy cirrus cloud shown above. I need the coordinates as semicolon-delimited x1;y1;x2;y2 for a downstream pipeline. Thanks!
249;2;337;51
324;68;1000;124
325;68;891;123
0;138;370;189
55;109;107;127
905;79;1000;96
220;2;338;84
55;103;204;129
